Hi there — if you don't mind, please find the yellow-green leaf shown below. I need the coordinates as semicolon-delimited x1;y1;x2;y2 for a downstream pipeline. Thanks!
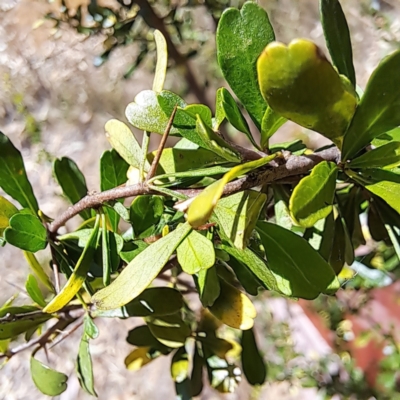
209;278;256;330
152;30;168;93
187;155;276;228
23;251;55;293
44;215;100;313
30;357;68;396
347;169;400;214
289;161;338;227
124;347;154;371
177;230;215;274
0;196;18;236
92;223;192;309
214;190;267;249
257;39;357;147
347;142;400;170
105;119;147;170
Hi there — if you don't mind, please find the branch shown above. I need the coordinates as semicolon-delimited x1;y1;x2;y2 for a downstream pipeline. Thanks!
0;307;85;359
49;147;340;235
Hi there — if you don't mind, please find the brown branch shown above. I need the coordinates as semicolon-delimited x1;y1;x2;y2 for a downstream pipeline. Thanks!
0;307;85;359
49;147;340;235
133;0;209;105
146;105;177;181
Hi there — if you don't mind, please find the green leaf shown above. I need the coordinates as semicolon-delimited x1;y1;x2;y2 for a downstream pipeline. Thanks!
209;278;256;330
256;221;339;299
347;169;400;214
25;275;46;307
214;191;267;249
30;356;68;396
44;215;100;313
220;244;281;294
0;132;39;213
257;39;357;147
187;155;276;228
147;313;191;348
125;287;183;317
0;306;51;340
228;257;261;296
0;196;18;236
260;107;287;149
119;240;148;263
241;328;267;385
372;127;400;148
4;214;47;252
342;49;400;160
215;88;258;149
216;2;275;129
92;223;192;309
130;195;164;238
147;148;228;178
347;142;400;169
23;252;55;293
289;161;338;227
101;213;111;286
100;149;129;231
126;90;185;136
273;185;293;230
320;0;356;87
195;115;241;162
153;30;168;93
195;266;220;307
104;119;147;171
191;345;204;397
53;157;91;220
182;104;213;128
177;230;215;274
77;317;98;397
84;314;99;339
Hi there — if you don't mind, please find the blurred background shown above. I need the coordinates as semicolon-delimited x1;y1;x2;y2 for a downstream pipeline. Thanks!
1;0;400;399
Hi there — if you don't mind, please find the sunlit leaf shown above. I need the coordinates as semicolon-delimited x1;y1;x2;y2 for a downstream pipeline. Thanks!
92;223;192;309
289;161;338;227
188;155;275;228
347;142;400;170
153;30;168;92
209;278;256;330
342;49;400;159
215;87;258;149
147;313;191;348
258;39;357;147
104;119;147;170
215;190;267;249
256;221;339;298
25;275;46;307
216;2;275;129
30;357;68;396
195;266;220;307
4;214;47;252
177;230;215;274
44;215;100;313
0;196;18;236
23;252;55;293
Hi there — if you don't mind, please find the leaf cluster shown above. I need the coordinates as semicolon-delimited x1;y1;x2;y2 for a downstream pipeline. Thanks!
1;0;400;398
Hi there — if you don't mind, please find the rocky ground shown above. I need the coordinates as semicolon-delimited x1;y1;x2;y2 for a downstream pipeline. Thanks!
0;0;399;399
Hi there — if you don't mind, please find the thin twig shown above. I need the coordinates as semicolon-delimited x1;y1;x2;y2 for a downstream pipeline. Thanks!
50;245;61;293
0;314;81;359
146;105;178;181
48;147;340;235
48;317;85;350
